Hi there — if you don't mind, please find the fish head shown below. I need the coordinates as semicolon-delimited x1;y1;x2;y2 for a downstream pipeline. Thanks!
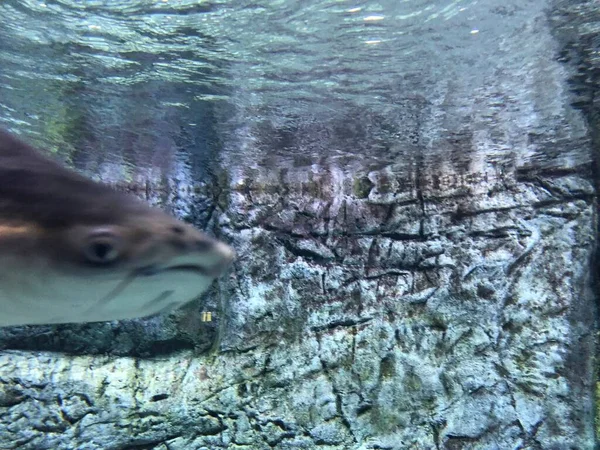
55;207;234;281
0;129;235;326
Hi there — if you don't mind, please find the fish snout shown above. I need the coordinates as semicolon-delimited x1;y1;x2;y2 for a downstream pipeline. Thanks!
166;223;235;278
201;239;235;277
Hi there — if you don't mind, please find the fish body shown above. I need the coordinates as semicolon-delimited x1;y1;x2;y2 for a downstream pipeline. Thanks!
0;129;234;326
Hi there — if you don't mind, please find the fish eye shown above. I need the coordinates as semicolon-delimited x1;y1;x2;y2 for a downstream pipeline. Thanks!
83;232;122;265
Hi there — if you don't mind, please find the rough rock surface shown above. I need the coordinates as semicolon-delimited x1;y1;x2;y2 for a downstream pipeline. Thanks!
0;2;598;450
0;159;596;450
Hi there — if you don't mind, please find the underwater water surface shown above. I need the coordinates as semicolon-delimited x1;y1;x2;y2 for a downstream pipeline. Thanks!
0;0;589;177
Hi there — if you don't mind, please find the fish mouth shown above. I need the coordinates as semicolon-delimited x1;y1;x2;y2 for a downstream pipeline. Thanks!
163;264;216;277
135;243;235;279
135;263;225;279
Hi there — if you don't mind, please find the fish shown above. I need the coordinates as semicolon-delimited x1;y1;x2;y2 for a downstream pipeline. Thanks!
0;128;235;326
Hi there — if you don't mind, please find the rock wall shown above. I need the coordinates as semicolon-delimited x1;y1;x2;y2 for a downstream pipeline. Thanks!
0;158;596;449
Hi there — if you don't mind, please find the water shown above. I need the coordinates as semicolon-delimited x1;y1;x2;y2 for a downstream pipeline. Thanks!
0;0;590;179
0;1;597;449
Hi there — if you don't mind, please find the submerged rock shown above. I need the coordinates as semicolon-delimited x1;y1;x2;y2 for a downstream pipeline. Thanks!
0;154;595;449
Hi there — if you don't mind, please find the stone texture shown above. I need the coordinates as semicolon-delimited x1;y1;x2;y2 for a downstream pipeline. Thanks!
0;160;595;449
